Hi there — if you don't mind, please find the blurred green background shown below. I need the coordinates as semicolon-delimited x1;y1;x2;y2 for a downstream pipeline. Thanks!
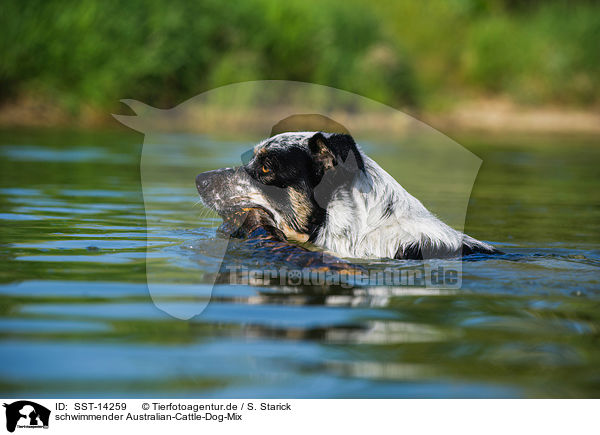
0;0;599;119
1;0;600;399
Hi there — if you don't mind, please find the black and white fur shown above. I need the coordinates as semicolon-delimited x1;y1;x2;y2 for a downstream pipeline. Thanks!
196;131;499;260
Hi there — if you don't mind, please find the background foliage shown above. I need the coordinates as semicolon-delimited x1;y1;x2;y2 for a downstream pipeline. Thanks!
1;0;598;113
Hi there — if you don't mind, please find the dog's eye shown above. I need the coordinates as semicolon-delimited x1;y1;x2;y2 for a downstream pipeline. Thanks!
261;165;270;174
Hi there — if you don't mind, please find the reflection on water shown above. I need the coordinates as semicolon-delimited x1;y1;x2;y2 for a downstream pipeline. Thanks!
0;129;598;398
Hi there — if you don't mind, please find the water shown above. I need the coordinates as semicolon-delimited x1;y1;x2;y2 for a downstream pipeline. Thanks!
0;128;598;398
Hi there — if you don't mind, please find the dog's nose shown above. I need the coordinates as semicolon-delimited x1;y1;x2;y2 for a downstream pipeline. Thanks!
195;172;211;191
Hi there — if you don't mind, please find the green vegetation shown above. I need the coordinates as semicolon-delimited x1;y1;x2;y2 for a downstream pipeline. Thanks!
1;0;598;114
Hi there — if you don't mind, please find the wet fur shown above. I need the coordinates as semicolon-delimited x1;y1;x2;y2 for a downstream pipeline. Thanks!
217;207;360;273
196;132;500;260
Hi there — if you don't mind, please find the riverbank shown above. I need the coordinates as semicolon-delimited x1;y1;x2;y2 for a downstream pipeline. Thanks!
425;98;600;136
0;95;599;136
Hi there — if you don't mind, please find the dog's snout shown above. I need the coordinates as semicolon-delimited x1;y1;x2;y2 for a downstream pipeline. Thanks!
195;167;248;214
195;172;211;190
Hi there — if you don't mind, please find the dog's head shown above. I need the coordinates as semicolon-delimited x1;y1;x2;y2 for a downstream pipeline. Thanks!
196;132;365;242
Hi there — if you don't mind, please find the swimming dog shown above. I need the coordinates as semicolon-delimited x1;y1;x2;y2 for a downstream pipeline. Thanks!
196;131;499;260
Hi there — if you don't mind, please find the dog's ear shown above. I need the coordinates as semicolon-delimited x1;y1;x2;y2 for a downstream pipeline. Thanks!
308;132;336;171
308;132;364;173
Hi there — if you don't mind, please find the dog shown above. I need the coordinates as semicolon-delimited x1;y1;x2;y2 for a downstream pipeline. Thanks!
196;131;499;260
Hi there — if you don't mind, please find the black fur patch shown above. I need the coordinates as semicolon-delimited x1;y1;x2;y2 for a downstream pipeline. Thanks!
308;132;365;173
395;242;501;259
244;132;365;238
382;198;396;220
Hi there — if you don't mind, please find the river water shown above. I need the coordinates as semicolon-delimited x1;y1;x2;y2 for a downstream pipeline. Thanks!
0;128;598;397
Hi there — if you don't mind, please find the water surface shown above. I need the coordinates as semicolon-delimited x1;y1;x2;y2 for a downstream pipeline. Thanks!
0;128;598;398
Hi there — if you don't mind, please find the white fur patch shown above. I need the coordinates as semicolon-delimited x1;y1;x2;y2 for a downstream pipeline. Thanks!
314;153;494;259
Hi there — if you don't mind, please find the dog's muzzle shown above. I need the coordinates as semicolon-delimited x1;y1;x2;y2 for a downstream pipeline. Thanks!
195;168;236;199
195;172;211;191
196;167;263;217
